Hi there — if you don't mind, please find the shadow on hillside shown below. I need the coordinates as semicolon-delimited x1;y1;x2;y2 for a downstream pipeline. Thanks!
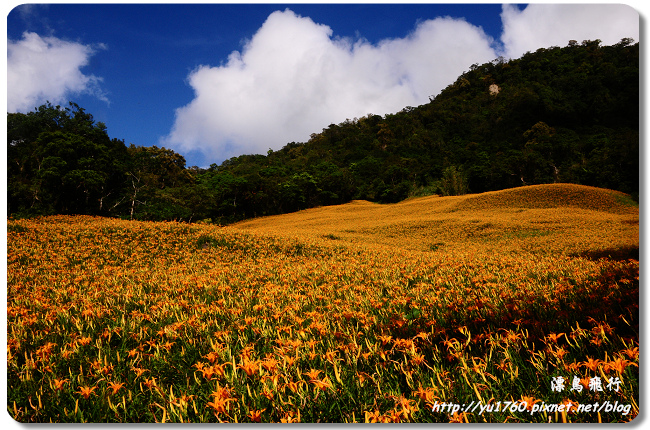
573;245;639;261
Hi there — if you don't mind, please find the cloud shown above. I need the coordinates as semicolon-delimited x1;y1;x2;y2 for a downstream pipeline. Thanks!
7;31;107;113
163;5;640;164
500;4;639;59
162;9;497;162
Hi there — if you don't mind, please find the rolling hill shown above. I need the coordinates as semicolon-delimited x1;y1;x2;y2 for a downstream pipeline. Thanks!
232;183;639;257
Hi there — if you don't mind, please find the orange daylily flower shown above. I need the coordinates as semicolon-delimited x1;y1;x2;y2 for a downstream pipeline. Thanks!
77;385;97;400
521;396;540;412
132;366;147;378
449;412;464;423
582;357;601;372
60;348;75;359
52;378;69;391
261;388;274;401
237;359;260;377
199;365;217;381
495;360;509;372
604;357;637;374
389;394;418;418
78;337;92;346
211;384;235;401
365;410;383;423
206;397;234;415
310;377;333;391
378;335;393;346
590;337;603;346
283;355;297;367
545;333;564;343
303;368;322;380
248;408;265;423
143;377;157;390
204;351;219;364
239;345;255;361
261;357;279;373
549;347;568;361
107;381;125;395
161;341;175;351
306;339;320;349
410;353;426;366
413;386;437;402
563;360;580;373
285;379;302;393
280;411;300;423
387;409;403;423
324;349;338;363
620;347;639;361
35;342;57;360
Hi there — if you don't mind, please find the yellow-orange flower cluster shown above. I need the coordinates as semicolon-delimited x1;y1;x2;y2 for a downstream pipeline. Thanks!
7;185;638;423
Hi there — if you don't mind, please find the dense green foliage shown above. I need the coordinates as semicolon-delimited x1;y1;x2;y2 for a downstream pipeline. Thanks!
7;39;639;223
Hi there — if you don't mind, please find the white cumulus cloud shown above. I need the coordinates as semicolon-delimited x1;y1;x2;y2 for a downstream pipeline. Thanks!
163;5;640;163
7;31;107;113
162;9;497;162
500;3;639;59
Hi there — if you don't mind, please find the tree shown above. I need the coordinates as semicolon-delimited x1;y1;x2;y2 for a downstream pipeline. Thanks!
522;121;558;184
7;102;129;216
124;145;193;220
440;166;469;196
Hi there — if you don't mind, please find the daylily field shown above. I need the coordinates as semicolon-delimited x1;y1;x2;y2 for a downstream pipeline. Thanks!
6;184;639;423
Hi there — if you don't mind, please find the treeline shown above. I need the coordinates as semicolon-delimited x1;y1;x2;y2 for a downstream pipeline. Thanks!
7;39;638;223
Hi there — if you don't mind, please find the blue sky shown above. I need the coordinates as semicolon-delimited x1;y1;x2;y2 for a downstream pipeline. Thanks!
6;3;640;168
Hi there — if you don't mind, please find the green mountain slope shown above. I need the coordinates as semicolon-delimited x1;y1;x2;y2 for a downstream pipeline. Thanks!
197;38;638;223
7;39;638;223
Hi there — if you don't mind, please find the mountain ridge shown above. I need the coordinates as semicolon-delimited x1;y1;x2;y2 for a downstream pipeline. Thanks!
8;39;639;223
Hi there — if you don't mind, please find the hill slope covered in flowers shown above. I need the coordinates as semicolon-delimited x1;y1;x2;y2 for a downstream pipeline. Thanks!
7;184;638;422
234;183;638;256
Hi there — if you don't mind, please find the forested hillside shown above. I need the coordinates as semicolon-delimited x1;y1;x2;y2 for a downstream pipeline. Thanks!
7;39;638;223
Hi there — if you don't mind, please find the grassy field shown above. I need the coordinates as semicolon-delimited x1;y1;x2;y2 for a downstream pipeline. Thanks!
6;184;639;423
